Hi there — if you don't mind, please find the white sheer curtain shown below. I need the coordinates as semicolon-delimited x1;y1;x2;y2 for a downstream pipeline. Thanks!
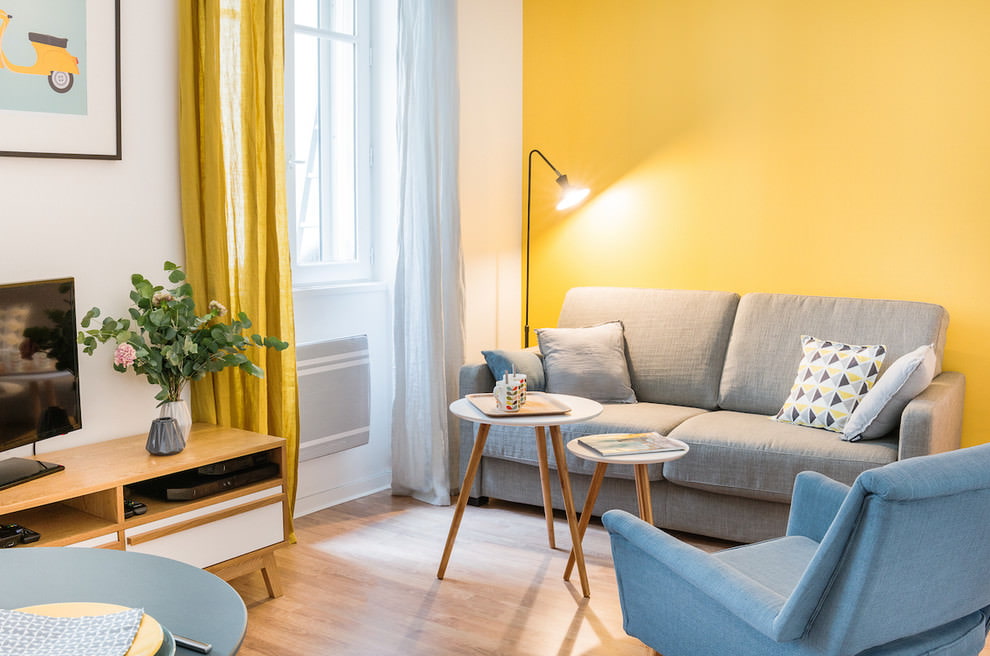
391;0;465;506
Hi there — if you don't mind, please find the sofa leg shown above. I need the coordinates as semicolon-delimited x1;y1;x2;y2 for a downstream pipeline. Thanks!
467;496;489;507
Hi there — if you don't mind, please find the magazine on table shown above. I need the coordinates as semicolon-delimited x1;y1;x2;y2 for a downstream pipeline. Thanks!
577;432;685;457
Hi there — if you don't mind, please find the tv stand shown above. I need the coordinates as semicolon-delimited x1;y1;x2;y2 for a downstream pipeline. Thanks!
0;457;64;491
0;424;287;598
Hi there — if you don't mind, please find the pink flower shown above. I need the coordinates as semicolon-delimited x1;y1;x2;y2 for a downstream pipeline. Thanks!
208;300;227;317
113;343;137;368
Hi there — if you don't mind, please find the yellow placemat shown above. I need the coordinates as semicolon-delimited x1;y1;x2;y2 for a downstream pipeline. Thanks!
14;603;164;656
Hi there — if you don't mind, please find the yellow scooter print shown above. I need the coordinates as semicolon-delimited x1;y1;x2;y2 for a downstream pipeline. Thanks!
0;10;80;93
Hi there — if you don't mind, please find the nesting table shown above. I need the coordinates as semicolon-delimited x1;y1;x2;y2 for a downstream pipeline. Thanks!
562;434;690;579
438;393;603;597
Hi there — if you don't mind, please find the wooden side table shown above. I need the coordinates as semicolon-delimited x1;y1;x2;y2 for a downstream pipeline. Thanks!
563;434;690;580
439;393;603;597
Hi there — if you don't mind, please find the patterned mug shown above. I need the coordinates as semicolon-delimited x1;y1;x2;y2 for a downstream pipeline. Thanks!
494;375;526;412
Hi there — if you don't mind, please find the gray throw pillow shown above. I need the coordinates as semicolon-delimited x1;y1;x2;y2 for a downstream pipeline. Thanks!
536;321;636;403
481;349;546;391
843;344;936;441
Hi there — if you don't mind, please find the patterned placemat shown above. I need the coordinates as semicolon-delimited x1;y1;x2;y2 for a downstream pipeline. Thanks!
0;604;146;656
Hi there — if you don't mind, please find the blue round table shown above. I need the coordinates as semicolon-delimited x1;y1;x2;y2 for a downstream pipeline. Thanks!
0;548;247;656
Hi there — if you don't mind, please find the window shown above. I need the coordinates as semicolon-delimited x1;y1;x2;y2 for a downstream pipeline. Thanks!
286;0;372;285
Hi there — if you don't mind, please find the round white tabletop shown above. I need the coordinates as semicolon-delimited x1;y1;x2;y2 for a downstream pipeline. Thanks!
449;393;603;427
566;434;690;465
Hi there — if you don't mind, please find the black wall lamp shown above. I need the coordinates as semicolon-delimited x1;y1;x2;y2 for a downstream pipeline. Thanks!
524;149;590;347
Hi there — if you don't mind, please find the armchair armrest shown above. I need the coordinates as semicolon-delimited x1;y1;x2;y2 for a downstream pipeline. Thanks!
898;371;965;460
785;471;850;542
603;510;787;640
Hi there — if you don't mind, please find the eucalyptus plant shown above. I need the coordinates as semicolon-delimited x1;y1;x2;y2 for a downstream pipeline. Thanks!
77;261;288;404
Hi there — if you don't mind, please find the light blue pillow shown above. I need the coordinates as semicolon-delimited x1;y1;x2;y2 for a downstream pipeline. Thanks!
843;344;936;441
482;349;546;391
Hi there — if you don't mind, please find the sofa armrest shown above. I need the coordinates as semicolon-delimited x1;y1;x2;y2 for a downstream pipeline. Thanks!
460;360;496;396
785;471;850;542
898;371;965;460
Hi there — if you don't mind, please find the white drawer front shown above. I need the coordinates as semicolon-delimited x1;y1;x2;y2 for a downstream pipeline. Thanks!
65;533;120;548
125;488;285;568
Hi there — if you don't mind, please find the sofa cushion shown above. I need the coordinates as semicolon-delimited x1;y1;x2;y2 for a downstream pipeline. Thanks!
665;411;898;503
557;287;740;409
482;348;546;392
843;343;937;441
480;401;708;478
773;335;886;433
536;321;636;403
718;293;949;416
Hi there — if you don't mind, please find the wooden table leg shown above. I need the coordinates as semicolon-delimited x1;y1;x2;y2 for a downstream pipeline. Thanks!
534;426;556;549
548;425;591;597
564;461;607;581
634;463;654;524
437;422;491;580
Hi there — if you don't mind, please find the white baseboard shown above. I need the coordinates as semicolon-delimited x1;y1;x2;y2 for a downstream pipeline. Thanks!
293;472;392;518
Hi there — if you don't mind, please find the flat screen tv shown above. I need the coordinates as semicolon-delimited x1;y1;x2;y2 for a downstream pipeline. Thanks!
0;277;82;454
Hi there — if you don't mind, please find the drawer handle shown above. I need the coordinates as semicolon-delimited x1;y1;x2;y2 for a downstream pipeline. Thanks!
126;495;284;547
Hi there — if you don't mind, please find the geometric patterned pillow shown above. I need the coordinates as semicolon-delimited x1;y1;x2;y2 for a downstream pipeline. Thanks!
773;335;887;433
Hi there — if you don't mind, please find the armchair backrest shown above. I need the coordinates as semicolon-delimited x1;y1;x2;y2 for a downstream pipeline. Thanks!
776;444;990;654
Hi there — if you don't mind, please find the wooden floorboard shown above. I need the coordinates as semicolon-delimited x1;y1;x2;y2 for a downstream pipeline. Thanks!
228;490;990;656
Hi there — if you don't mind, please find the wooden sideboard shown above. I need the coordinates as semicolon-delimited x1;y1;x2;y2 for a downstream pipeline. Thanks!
0;423;288;597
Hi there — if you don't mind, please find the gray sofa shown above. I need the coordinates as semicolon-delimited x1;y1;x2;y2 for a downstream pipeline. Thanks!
458;287;965;543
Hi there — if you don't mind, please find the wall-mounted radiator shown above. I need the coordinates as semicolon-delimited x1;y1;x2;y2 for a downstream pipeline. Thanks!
296;335;371;461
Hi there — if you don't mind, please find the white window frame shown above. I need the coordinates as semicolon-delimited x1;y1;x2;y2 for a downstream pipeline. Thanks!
285;0;373;287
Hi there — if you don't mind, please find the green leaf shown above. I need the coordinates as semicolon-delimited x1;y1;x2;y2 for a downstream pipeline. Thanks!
136;280;154;300
265;337;289;350
80;307;100;328
240;361;265;378
148;308;167;327
168;268;186;283
163;261;179;271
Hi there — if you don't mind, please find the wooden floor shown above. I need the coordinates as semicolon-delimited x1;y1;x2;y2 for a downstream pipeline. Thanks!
228;491;990;656
226;491;721;655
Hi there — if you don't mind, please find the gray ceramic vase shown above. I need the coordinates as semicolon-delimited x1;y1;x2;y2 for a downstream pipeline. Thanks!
146;417;185;456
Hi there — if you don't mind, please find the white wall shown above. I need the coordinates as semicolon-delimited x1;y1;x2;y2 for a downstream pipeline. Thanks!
0;3;182;455
458;0;523;357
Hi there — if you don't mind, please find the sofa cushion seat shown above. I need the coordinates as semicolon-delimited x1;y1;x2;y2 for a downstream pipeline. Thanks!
665;411;898;503
480;401;708;478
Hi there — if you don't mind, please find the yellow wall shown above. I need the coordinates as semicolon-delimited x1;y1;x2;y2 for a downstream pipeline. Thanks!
523;0;990;445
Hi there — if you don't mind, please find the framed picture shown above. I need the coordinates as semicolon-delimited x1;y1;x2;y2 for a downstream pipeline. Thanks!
0;0;121;159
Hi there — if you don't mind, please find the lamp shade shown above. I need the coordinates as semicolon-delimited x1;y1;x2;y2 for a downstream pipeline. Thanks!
554;174;590;211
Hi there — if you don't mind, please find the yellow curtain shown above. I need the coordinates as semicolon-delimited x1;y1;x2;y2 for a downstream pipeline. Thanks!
178;0;299;527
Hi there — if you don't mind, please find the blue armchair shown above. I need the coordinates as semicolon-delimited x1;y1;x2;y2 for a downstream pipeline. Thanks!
603;443;990;656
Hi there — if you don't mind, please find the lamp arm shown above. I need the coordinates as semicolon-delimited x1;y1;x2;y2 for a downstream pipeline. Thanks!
529;149;563;178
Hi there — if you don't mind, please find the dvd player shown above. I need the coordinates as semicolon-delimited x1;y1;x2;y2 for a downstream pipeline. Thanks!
197;452;270;476
132;462;280;501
